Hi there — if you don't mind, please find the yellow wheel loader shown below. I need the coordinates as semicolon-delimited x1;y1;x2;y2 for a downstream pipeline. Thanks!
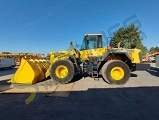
9;34;150;85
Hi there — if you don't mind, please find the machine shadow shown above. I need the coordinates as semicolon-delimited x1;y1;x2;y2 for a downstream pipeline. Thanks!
146;67;159;77
130;73;138;77
71;72;138;83
0;79;11;85
0;67;17;76
70;74;89;83
1;86;159;120
0;79;12;92
40;86;159;120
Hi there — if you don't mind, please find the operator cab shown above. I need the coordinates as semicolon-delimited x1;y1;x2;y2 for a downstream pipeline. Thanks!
80;34;103;50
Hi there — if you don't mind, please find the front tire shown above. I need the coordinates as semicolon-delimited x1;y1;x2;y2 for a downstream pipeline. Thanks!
101;60;130;85
50;60;74;84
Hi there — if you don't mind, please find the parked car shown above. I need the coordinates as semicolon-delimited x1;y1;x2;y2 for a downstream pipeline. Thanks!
149;56;156;62
0;58;16;69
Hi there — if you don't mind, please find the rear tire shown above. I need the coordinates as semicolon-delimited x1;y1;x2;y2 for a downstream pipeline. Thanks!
50;60;74;84
101;60;130;85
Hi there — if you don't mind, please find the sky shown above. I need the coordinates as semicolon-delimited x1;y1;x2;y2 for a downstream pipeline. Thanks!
0;0;159;54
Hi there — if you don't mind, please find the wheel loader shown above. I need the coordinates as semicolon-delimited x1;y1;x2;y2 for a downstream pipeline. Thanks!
9;34;150;85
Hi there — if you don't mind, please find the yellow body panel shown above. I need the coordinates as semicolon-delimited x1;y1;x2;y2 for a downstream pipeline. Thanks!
127;49;141;63
9;58;50;84
79;48;107;60
80;47;141;63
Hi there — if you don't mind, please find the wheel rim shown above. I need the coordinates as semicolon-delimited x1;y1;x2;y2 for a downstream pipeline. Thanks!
110;67;124;81
55;65;68;78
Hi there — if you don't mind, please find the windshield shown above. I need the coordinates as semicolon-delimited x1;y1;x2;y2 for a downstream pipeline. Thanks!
80;35;102;50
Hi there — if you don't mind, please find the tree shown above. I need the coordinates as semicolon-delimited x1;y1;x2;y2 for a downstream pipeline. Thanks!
111;24;147;55
149;46;159;54
137;44;148;56
1;52;12;54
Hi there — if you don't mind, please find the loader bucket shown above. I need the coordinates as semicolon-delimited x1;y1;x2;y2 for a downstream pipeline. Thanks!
9;58;50;84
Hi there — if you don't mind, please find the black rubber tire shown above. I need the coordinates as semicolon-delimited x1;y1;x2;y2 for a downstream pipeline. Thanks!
101;60;130;85
50;60;74;84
